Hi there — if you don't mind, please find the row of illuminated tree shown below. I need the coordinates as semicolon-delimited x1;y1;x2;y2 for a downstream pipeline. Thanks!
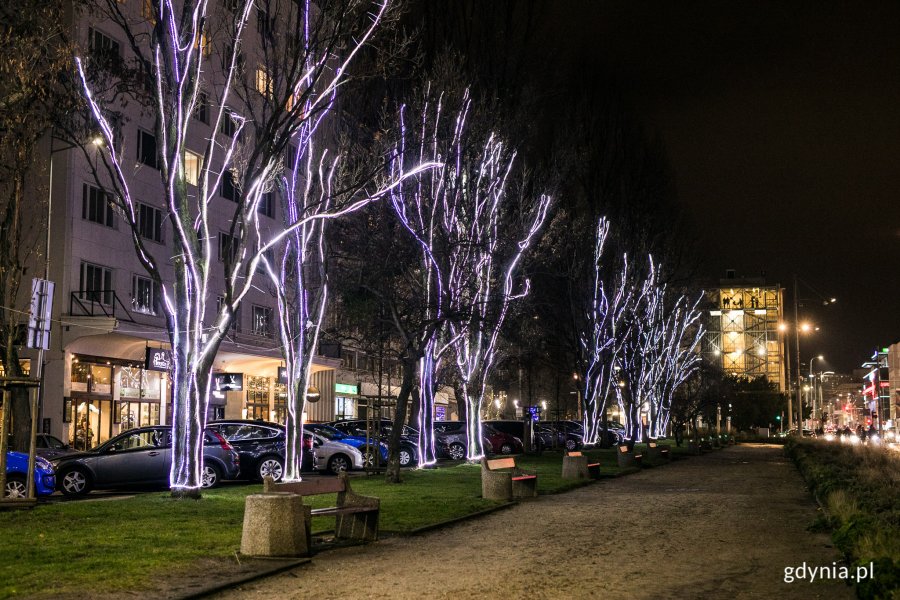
71;0;704;494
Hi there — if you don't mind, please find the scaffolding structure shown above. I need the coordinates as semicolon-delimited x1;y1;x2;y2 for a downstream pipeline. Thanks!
702;283;786;391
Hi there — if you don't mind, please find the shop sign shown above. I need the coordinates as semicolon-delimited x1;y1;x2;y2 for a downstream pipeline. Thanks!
435;405;446;421
214;373;243;391
335;383;358;395
145;348;172;372
277;366;287;384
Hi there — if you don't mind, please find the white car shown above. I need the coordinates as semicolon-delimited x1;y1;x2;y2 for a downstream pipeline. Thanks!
311;434;365;474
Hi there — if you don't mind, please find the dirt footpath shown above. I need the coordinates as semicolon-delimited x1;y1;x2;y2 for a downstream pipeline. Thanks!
212;445;852;600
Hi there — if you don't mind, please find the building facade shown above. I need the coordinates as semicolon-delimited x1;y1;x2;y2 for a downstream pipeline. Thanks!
702;274;786;391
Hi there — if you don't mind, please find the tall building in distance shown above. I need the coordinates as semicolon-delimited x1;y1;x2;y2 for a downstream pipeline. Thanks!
702;272;786;391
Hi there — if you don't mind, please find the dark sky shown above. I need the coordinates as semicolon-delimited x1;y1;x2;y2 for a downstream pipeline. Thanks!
541;0;900;372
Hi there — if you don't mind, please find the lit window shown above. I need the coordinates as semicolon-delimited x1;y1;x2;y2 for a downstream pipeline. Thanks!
255;67;272;98
184;150;201;186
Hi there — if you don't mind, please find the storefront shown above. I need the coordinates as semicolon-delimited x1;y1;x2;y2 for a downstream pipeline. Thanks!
66;354;169;450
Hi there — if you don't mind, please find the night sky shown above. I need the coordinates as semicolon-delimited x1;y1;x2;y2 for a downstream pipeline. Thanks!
541;0;900;373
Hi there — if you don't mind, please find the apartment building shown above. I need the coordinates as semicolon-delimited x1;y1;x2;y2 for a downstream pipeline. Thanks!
16;3;352;449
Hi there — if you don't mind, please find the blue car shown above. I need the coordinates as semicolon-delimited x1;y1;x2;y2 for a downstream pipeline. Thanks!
4;451;56;498
304;423;389;466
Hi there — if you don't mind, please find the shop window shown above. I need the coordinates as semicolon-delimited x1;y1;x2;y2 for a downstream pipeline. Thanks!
335;397;356;420
245;375;270;420
91;365;113;394
273;382;287;423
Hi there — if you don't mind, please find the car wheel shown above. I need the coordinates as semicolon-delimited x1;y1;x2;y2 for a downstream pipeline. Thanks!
448;443;466;461
362;448;376;468
327;454;350;474
200;464;222;489
500;443;514;455
4;474;27;499
61;468;92;497
257;456;284;482
399;447;415;467
565;438;578;451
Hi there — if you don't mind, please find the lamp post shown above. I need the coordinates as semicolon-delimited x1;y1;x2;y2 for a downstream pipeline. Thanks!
809;355;824;431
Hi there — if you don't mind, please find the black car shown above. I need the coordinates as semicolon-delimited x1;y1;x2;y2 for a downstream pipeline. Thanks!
53;426;240;497
328;419;419;467
208;420;315;481
534;421;584;451
433;420;494;460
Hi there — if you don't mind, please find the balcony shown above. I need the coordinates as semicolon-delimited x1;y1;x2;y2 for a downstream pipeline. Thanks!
69;290;135;323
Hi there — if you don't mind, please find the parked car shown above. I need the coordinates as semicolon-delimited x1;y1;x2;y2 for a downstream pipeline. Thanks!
433;421;494;460
537;420;593;449
35;434;78;460
481;423;524;455
308;433;365;474
328;419;419;467
4;451;56;498
208;420;314;481
304;423;389;466
52;426;240;497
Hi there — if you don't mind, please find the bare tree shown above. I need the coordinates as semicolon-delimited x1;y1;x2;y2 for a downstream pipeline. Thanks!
76;0;393;496
0;0;80;451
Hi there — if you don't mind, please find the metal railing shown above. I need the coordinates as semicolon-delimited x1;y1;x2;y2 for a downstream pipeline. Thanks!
69;290;136;323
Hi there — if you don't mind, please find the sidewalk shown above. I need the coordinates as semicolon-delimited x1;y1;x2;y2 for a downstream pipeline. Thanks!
209;445;851;599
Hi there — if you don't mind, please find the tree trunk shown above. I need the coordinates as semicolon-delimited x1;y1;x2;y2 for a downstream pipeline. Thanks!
385;355;416;483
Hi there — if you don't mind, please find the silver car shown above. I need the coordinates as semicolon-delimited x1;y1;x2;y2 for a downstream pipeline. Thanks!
309;433;364;474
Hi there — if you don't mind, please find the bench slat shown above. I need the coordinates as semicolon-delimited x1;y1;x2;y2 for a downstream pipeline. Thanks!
567;451;583;457
511;475;536;481
311;506;377;517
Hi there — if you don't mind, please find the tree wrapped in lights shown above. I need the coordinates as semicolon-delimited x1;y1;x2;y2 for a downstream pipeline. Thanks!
578;217;631;445
386;88;469;466
647;293;703;439
445;151;551;460
388;84;551;461
76;0;392;496
614;257;665;446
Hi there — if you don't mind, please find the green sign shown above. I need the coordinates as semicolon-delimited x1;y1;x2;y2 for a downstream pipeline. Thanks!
335;383;358;395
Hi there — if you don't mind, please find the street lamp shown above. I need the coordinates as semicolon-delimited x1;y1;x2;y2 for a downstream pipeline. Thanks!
809;355;824;429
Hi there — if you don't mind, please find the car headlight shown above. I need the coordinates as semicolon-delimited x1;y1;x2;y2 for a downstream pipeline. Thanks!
36;457;53;470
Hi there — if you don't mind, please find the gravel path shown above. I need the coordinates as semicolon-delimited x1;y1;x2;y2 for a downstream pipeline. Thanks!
213;445;852;600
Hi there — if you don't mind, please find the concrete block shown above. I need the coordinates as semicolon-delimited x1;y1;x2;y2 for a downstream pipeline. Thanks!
240;492;310;558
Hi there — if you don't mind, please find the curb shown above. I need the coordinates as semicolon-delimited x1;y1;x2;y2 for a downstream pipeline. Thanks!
176;557;312;599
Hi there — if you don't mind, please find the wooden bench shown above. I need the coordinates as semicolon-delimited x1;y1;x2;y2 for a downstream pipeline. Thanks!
263;472;379;542
564;451;601;479
481;457;537;500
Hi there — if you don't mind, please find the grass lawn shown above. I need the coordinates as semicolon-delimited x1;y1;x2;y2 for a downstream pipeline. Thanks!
0;445;684;598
